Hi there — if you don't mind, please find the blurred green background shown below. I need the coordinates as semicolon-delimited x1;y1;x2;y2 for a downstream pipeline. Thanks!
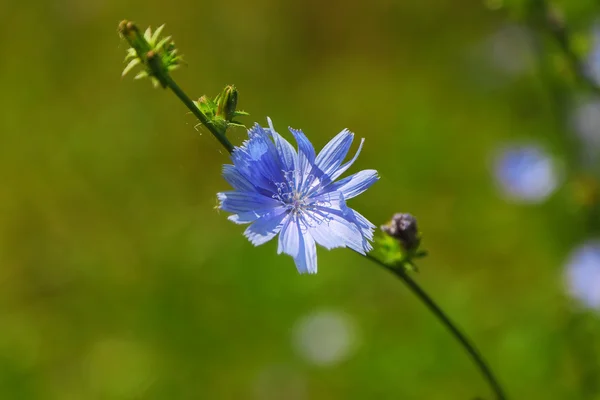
2;0;600;399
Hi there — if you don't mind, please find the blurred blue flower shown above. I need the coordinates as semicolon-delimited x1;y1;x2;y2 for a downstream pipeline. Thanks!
493;144;559;203
218;118;378;274
565;241;600;311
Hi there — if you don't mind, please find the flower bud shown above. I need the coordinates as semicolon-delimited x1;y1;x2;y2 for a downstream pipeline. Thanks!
216;85;239;122
381;213;420;251
118;20;151;55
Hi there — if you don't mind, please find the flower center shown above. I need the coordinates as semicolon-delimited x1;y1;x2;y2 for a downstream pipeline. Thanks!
272;182;308;215
271;171;332;222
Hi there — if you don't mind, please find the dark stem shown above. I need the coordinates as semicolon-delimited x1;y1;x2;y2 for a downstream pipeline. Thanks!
163;75;235;154
364;254;507;400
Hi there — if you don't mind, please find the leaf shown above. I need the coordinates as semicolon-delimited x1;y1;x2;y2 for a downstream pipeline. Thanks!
151;24;165;44
134;70;149;80
144;26;152;42
122;58;141;76
155;36;172;51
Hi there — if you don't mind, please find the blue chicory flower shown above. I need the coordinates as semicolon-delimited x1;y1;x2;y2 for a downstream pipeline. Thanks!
217;118;379;274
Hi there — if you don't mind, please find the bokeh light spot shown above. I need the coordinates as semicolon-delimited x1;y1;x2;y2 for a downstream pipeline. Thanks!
493;144;560;203
564;241;600;311
292;309;359;367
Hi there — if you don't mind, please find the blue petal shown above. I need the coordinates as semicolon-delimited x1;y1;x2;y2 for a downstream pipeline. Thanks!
349;208;375;246
247;123;272;141
303;214;346;251
338;194;375;251
231;123;284;192
244;207;288;245
304;206;366;253
277;215;317;274
267;117;298;174
222;164;257;192
218;191;280;214
228;211;267;224
307;192;375;254
314;129;354;176
278;215;298;256
289;127;316;163
289;127;317;189
326;169;379;199
330;138;365;181
295;228;317;274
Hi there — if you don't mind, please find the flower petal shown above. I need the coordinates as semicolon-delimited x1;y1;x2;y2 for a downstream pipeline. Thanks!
278;215;299;256
295;229;317;274
330;138;365;181
222;164;257;192
278;215;318;274
217;191;280;214
267;117;298;174
315;129;354;176
231;130;282;193
244;207;288;246
289;127;317;189
247;123;273;142
306;207;366;254
307;192;375;254
303;214;346;251
338;193;375;251
289;127;316;162
326;169;379;199
228;211;267;224
348;208;375;251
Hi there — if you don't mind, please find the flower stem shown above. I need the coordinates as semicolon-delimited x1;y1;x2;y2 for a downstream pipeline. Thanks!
364;254;507;400
162;74;235;154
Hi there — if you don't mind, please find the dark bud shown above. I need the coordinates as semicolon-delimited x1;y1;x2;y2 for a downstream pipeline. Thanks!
381;213;420;251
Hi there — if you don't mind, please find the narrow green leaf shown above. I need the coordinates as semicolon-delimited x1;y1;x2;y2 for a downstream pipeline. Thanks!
122;58;141;76
134;70;148;80
156;36;172;51
151;24;165;44
143;26;152;42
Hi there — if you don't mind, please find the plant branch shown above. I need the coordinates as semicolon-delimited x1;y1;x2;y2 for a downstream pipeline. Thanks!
363;254;507;400
156;70;234;153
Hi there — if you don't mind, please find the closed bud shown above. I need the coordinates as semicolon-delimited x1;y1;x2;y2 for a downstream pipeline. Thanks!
216;85;239;122
381;213;420;251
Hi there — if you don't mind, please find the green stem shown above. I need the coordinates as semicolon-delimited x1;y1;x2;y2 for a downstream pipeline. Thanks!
364;254;507;400
533;0;600;95
163;75;235;154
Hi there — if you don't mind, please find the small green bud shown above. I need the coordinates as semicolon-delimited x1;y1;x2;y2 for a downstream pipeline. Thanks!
215;84;249;127
118;20;151;56
216;85;239;121
191;86;248;136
